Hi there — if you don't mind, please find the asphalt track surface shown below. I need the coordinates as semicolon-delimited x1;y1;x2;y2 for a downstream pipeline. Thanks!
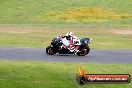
0;48;132;63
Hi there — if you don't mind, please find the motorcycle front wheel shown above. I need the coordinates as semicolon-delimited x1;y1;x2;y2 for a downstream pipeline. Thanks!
77;46;90;56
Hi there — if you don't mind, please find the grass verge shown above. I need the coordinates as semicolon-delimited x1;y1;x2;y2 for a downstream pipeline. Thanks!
0;27;132;49
0;60;131;88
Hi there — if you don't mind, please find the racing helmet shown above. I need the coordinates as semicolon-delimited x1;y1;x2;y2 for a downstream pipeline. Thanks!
65;32;73;40
66;32;73;36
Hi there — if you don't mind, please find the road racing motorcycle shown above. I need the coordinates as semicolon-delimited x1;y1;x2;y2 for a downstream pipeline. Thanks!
46;36;92;56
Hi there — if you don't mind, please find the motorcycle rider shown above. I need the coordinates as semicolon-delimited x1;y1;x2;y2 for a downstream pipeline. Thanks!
61;32;80;52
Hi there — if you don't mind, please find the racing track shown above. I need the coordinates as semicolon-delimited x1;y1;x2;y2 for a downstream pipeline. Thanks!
0;48;132;63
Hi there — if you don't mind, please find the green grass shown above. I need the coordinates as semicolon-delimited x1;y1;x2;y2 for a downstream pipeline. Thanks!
0;0;131;28
0;60;131;88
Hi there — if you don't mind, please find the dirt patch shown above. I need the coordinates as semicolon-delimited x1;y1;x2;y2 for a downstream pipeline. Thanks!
109;29;132;35
0;27;102;35
0;27;55;34
0;28;30;34
1;27;132;36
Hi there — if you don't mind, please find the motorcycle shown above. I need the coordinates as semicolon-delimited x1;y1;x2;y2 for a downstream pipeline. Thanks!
46;36;92;56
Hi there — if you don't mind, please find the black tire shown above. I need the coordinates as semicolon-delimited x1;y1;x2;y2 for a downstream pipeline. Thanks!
77;46;90;56
46;46;56;55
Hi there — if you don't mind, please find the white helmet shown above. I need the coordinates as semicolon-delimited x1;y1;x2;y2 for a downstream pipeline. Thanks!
66;32;73;37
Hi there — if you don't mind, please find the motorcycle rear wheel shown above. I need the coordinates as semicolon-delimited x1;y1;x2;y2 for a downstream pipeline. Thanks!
46;46;56;55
